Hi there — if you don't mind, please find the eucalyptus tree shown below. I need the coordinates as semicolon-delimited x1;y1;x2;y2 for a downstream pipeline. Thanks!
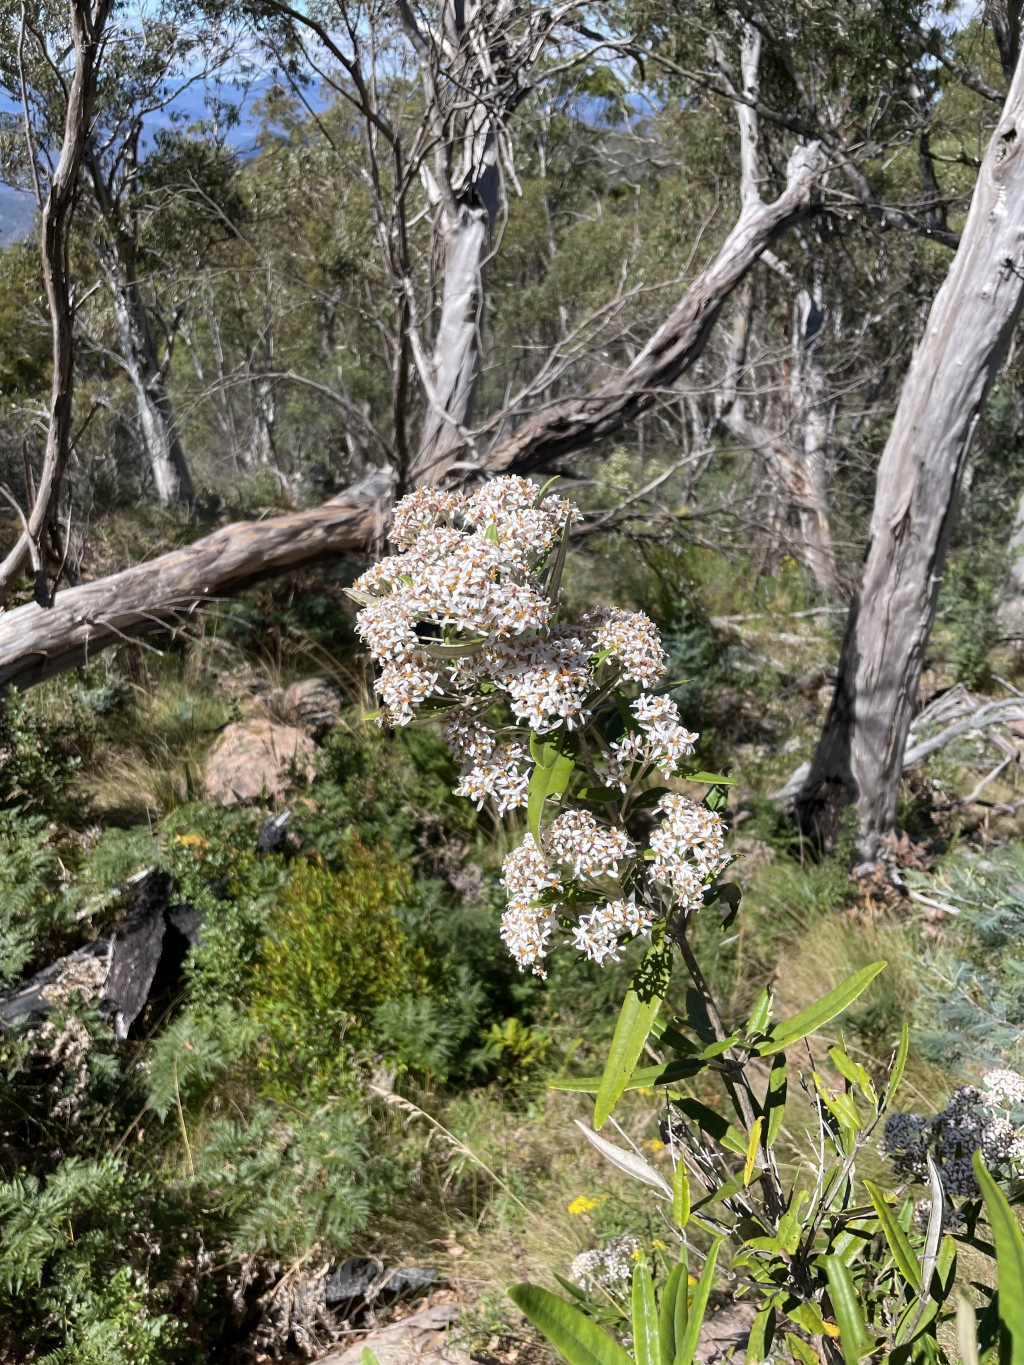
796;39;1024;858
0;0;114;604
79;10;239;507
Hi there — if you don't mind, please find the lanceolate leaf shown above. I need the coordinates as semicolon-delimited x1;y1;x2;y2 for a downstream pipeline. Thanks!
508;1285;633;1365
659;1263;686;1365
745;1305;776;1365
823;1256;869;1365
670;1097;747;1155
973;1150;1024;1365
673;1162;691;1228
574;1119;673;1198
594;945;671;1128
883;1023;910;1110
362;1351;381;1365
675;1237;724;1365
632;1262;659;1365
755;962;887;1056
764;1054;787;1147
864;1180;921;1289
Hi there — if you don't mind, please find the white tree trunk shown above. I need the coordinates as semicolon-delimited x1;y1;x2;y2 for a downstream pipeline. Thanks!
107;262;195;507
792;282;837;593
798;48;1024;857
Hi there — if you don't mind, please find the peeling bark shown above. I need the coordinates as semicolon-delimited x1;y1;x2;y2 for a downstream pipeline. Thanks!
797;50;1024;857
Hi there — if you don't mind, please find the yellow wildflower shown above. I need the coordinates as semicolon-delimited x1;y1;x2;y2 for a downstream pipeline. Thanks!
567;1196;600;1216
651;1239;667;1251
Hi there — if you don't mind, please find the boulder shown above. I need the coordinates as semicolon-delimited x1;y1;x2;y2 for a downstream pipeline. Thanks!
284;678;342;736
204;720;317;808
319;1302;466;1365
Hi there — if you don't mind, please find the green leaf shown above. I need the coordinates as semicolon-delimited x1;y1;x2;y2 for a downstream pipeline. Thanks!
823;1256;869;1365
745;1305;776;1364
594;943;673;1127
633;786;671;810
527;741;577;843
786;1335;821;1365
777;1192;808;1255
755;963;887;1056
884;1023;910;1110
671;1097;748;1155
764;1054;787;1147
699;1034;740;1059
813;1074;864;1132
632;1262;659;1365
673;1162;691;1228
578;787;621;802
675;1238;724;1365
745;988;773;1038
684;771;736;784
973;1150;1024;1364
508;1284;633;1365
864;1180;921;1290
828;1046;878;1107
549;1058;707;1094
659;1263;686;1365
545;514;572;603
362;1351;381;1365
744;1117;763;1187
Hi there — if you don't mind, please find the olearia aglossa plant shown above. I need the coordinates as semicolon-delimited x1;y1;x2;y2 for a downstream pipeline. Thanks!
349;477;1024;1365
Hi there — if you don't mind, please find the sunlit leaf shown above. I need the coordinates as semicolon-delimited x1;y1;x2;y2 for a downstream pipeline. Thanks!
675;1237;723;1365
632;1261;659;1365
864;1180;921;1289
755;962;887;1056
973;1151;1024;1364
508;1284;633;1365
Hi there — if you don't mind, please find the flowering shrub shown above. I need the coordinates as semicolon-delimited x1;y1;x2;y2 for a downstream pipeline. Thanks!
355;477;1024;1365
351;477;729;977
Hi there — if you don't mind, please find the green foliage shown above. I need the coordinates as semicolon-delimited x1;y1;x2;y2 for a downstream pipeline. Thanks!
191;1100;398;1259
0;809;62;985
249;845;415;1097
305;718;476;859
0;683;92;820
907;846;1024;1070
163;804;285;1009
373;968;484;1086
0;1157;181;1365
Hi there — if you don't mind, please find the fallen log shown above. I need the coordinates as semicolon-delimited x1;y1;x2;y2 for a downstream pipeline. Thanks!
0;146;820;690
0;470;390;689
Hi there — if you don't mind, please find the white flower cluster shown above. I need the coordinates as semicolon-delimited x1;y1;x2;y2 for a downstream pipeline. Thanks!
455;742;530;813
885;1073;1024;1199
500;835;562;974
611;694;699;780
650;794;728;905
354;480;672;742
544;810;636;879
572;898;656;966
570;1235;640;1290
583;607;666;688
352;477;730;978
984;1069;1024;1108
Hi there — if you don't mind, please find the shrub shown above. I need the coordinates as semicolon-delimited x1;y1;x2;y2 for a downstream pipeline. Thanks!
249;843;417;1097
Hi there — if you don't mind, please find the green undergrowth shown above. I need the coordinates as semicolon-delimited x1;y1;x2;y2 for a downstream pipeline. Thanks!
2;548;1024;1361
